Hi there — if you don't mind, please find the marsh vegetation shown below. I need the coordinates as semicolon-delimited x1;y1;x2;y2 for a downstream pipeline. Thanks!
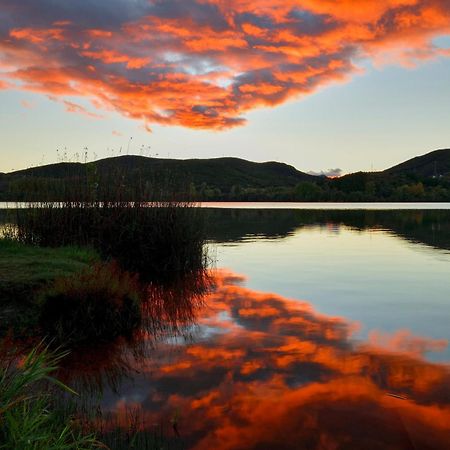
0;162;212;448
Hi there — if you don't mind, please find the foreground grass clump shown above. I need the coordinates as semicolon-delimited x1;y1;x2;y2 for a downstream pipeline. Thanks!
39;262;142;345
0;344;99;449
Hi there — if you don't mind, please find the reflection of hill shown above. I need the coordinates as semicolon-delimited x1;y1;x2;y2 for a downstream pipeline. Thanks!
2;207;450;251
205;209;303;242
205;209;450;251
0;209;10;224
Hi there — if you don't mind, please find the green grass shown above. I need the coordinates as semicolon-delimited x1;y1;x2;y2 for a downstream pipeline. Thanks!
0;343;99;449
0;239;100;335
0;239;146;344
0;343;184;450
0;239;98;293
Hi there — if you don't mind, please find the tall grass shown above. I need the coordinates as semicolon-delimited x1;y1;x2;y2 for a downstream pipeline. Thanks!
0;343;99;449
12;164;208;282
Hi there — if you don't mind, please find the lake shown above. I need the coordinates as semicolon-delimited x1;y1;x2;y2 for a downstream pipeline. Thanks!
50;206;450;449
3;205;450;449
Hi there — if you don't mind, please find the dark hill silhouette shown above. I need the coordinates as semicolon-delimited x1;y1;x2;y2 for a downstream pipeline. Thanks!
1;149;450;202
384;148;450;178
6;155;317;191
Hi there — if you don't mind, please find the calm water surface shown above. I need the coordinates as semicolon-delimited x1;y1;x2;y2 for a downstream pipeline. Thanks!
1;201;450;210
201;201;450;210
6;207;450;448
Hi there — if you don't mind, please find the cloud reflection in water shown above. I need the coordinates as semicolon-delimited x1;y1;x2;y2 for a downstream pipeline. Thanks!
70;269;450;449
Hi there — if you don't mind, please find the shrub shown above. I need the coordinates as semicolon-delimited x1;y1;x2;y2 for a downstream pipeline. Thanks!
38;262;142;344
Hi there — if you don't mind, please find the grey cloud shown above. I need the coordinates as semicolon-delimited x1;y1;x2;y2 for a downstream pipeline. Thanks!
0;0;152;29
236;12;278;30
287;8;338;36
308;168;343;178
148;0;229;30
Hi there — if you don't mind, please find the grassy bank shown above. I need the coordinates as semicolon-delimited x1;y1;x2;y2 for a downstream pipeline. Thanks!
1;166;208;338
0;240;144;344
0;239;98;302
8;158;207;282
0;240;99;336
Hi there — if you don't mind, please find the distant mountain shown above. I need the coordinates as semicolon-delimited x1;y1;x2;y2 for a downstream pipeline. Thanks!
383;148;450;178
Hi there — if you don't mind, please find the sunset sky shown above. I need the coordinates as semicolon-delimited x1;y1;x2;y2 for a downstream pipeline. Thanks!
1;0;449;174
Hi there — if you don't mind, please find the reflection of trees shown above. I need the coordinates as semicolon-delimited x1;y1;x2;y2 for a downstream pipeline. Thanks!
3;207;450;250
205;209;450;251
96;270;450;450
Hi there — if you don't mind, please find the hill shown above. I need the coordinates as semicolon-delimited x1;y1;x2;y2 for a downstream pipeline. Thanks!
8;156;317;188
94;156;317;190
1;156;318;201
384;148;450;178
1;149;450;202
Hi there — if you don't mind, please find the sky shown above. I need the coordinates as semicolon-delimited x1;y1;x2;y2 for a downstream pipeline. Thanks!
0;0;449;174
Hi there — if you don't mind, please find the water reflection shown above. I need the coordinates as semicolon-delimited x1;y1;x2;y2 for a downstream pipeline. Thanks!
71;270;450;450
57;272;211;394
2;207;450;448
3;208;450;251
206;209;450;252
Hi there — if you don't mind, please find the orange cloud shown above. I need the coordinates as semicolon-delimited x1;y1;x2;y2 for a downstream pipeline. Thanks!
1;1;448;129
80;49;150;69
61;100;104;119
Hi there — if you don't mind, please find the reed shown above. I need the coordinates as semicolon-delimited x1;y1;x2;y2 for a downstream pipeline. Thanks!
0;343;99;449
13;164;207;282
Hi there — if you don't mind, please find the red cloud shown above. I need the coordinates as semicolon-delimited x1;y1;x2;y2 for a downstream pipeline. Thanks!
0;0;449;130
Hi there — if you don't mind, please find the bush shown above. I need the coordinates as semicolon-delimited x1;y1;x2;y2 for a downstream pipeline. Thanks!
38;262;142;344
